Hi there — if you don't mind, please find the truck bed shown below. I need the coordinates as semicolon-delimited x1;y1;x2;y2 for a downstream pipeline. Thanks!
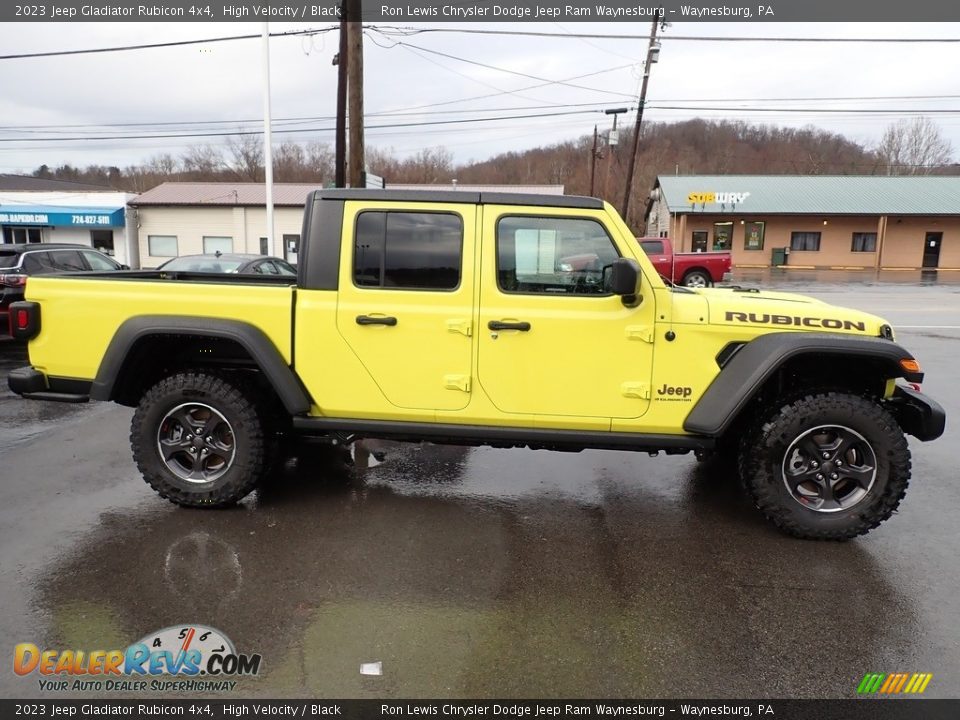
24;272;296;383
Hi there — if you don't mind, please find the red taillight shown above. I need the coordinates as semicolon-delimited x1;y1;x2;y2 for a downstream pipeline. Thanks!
16;308;29;330
0;273;27;288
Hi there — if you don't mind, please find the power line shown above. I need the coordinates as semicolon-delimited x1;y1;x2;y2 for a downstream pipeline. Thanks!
366;30;638;100
0;108;608;144
0;102;621;133
368;26;960;42
0;27;337;61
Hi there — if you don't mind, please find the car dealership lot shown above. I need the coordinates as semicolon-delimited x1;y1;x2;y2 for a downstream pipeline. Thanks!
1;277;958;699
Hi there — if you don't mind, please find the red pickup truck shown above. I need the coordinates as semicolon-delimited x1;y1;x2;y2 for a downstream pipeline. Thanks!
637;237;731;288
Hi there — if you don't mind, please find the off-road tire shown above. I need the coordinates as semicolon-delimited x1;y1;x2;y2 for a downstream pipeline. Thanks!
739;392;910;540
682;270;712;288
131;371;266;507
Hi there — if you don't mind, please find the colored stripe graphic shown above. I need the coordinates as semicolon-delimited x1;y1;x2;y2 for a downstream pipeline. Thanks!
858;673;885;694
857;672;932;694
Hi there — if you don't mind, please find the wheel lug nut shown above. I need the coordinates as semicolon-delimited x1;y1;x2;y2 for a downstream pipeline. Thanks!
821;452;830;459
815;473;825;481
836;460;843;466
830;472;839;480
811;461;819;468
206;436;214;444
186;434;193;440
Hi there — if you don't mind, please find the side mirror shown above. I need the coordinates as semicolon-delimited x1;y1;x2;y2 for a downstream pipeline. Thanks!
608;257;642;306
119;264;130;270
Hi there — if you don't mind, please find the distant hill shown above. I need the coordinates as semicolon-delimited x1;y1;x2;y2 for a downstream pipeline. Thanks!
23;118;956;232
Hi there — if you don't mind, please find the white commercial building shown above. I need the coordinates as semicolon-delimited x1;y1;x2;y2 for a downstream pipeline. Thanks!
129;182;567;269
0;175;138;266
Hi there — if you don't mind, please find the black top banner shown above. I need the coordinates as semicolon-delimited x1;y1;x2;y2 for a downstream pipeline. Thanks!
5;0;960;22
3;699;960;720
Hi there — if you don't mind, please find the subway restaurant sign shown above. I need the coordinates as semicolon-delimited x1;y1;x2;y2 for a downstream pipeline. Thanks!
0;206;125;227
687;191;751;204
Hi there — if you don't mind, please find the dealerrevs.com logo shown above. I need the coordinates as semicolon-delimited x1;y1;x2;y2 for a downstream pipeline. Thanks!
14;624;261;692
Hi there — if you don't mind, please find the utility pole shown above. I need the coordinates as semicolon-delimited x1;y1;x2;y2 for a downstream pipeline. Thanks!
589;125;599;196
347;0;365;188
334;1;348;188
602;107;628;200
621;15;662;223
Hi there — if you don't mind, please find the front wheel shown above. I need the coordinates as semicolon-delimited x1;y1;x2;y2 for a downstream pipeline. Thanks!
682;270;712;288
739;392;911;540
131;371;267;507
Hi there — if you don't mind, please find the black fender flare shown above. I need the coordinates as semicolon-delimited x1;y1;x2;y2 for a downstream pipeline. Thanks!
683;332;923;437
90;316;312;415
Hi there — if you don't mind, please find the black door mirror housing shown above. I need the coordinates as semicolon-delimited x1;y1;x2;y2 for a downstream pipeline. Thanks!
608;257;642;306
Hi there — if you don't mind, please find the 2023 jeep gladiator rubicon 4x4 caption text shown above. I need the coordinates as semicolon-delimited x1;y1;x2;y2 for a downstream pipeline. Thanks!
8;190;945;540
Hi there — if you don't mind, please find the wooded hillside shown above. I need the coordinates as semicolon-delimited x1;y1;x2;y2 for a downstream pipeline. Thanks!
24;118;957;231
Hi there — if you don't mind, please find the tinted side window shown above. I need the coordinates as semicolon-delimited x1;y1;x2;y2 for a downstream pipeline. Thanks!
81;250;119;271
49;250;86;271
353;212;462;291
496;216;620;295
23;252;56;274
640;240;664;254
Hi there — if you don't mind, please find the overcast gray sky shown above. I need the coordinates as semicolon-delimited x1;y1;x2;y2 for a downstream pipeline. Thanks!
1;21;957;173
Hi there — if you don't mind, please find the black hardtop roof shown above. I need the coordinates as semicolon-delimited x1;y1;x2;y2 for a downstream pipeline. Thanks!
312;189;605;210
0;243;98;254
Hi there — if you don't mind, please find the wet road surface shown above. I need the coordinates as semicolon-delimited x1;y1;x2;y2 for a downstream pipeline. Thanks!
1;279;958;699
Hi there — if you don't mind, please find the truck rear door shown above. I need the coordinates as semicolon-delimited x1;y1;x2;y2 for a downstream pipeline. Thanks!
333;201;477;412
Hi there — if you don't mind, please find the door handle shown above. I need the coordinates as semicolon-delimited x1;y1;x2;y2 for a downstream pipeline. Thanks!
356;315;397;326
488;320;531;332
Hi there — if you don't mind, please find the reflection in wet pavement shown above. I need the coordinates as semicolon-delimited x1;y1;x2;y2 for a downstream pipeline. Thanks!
1;438;937;700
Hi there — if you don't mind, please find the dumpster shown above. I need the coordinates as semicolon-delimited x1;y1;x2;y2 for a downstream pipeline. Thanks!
771;247;788;266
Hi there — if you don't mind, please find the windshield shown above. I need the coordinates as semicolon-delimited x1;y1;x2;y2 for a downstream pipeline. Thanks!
161;258;245;273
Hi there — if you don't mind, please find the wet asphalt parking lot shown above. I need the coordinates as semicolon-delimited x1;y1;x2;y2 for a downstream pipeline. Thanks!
1;271;958;700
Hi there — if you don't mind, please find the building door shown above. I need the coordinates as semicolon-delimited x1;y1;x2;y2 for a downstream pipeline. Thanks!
923;232;943;268
691;231;708;252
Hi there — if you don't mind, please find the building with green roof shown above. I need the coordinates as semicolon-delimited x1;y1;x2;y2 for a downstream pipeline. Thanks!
644;175;960;269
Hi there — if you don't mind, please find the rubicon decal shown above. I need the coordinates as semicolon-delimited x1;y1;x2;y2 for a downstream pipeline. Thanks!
725;311;866;332
14;624;261;692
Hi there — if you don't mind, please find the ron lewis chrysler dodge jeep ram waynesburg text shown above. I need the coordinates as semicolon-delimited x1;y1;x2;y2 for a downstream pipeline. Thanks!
8;190;945;540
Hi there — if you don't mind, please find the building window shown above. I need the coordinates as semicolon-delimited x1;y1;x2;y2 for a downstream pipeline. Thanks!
203;236;233;254
744;221;765;251
791;232;821;251
90;229;114;256
148;235;178;257
259;237;269;255
851;232;877;252
497;216;619;296
691;231;708;252
3;227;43;244
713;222;733;251
283;234;300;260
354;211;462;290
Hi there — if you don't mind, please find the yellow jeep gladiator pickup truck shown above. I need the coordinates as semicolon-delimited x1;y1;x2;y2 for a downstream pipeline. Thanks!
8;190;945;540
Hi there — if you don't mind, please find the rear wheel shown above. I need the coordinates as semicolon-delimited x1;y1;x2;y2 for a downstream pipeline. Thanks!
682;270;711;288
131;371;266;507
739;392;910;540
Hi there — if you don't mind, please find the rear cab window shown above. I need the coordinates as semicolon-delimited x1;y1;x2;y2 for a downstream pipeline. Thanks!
353;211;463;291
640;240;664;255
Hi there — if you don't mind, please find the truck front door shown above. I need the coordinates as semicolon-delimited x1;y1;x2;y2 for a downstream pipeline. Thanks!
477;207;656;425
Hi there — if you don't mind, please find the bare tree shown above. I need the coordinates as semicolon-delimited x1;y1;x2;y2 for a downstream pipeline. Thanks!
225;134;264;181
181;145;224;178
877;117;954;175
